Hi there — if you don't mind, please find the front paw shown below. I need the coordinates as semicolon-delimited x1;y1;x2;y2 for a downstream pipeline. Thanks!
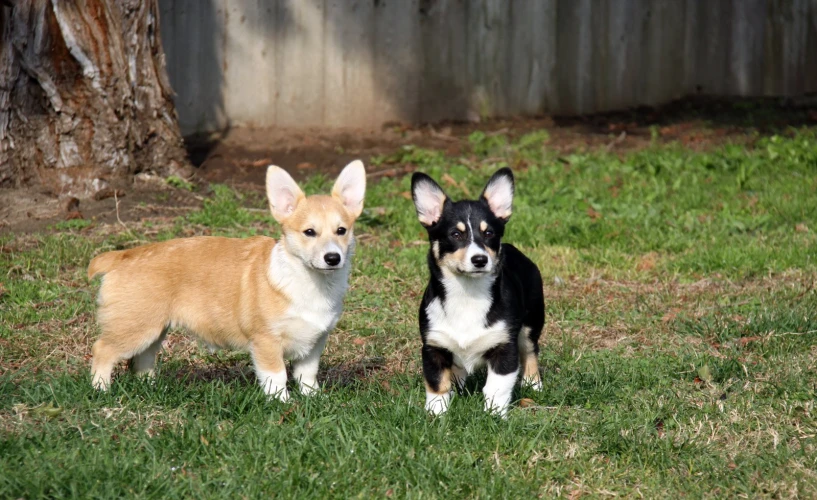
260;378;290;402
522;376;543;391
299;380;321;396
484;399;510;418
425;392;451;416
266;386;290;402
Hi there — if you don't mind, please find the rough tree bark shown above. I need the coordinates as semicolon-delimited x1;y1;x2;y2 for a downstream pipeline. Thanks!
0;0;189;197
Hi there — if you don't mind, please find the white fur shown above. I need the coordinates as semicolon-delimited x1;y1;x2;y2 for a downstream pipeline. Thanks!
332;160;367;217
254;365;289;402
292;331;328;395
462;221;493;273
413;178;447;226
482;174;514;219
266;166;304;222
424;272;509;373
268;242;351;361
483;366;519;417
425;390;452;416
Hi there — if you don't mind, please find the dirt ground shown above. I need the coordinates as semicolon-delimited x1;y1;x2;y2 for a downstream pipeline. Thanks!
2;96;815;235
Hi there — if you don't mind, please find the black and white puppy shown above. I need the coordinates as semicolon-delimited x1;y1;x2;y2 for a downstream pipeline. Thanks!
411;168;545;417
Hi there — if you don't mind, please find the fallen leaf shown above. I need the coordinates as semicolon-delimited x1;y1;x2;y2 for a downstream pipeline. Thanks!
697;364;713;383
587;206;602;220
400;191;412;201
31;403;63;419
654;418;665;437
661;309;681;323
567;488;583;500
737;336;762;346
352;338;367;346
796;223;809;233
636;253;657;271
296;162;316;170
728;462;737;470
519;398;535;408
277;405;297;425
200;435;209;446
251;158;272;167
441;173;458;187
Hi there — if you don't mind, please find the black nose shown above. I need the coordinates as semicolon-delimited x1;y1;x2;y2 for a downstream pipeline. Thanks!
324;253;341;266
471;254;488;268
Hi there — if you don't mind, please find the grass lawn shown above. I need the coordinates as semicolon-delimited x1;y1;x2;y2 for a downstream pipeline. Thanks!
2;128;817;498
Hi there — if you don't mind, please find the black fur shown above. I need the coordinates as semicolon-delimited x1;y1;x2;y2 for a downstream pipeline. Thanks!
412;168;545;404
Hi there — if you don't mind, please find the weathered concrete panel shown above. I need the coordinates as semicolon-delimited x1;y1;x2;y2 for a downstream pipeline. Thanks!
159;0;817;134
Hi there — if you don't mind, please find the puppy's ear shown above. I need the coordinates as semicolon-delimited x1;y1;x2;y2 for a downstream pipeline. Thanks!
480;167;514;221
266;166;305;223
411;173;448;227
332;159;367;218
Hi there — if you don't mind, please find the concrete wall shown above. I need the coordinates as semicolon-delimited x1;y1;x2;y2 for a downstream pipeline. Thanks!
158;0;817;135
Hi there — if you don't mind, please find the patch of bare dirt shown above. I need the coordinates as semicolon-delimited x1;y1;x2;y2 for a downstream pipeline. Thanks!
3;96;814;235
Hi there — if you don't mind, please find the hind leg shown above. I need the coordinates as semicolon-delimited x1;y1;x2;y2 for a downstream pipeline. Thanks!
91;338;118;390
91;314;167;390
129;328;168;378
518;327;542;391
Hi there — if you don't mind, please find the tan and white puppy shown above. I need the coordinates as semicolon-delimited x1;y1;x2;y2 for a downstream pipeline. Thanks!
87;160;366;401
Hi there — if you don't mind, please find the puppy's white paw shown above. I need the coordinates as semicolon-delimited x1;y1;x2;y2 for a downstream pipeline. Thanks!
522;377;543;391
91;374;111;391
266;386;290;403
258;370;289;402
425;391;451;416
484;400;510;419
299;380;320;396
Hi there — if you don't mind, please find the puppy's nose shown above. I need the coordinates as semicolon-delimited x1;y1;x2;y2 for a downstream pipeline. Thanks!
471;254;488;268
324;252;341;266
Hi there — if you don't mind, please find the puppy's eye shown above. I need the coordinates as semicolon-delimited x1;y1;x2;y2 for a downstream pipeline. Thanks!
337;227;347;236
451;230;463;241
484;229;494;238
303;229;317;237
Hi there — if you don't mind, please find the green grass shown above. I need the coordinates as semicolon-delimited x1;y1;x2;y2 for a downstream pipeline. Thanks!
2;129;817;498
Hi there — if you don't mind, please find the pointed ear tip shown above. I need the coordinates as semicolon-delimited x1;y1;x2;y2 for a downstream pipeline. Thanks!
343;159;365;173
266;165;288;181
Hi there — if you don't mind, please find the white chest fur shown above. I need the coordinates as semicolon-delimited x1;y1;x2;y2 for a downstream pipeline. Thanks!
424;273;509;373
267;244;350;359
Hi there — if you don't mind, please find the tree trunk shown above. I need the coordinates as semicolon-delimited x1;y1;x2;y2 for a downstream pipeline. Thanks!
0;0;189;197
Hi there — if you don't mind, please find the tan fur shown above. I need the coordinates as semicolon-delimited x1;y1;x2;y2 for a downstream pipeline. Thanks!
519;331;541;387
90;236;290;389
456;222;466;232
88;161;366;393
521;352;541;386
424;367;452;395
439;247;468;274
479;220;487;232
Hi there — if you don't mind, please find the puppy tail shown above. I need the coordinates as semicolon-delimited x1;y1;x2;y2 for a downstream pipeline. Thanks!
87;251;123;280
